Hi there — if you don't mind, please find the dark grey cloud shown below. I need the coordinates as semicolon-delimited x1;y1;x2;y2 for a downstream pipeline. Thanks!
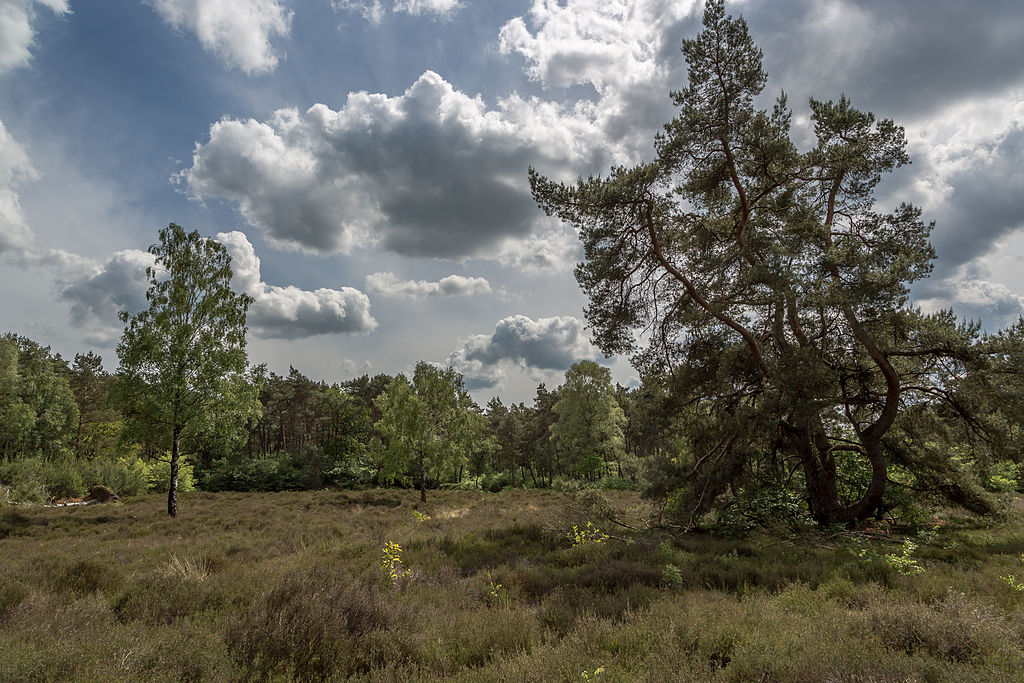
55;248;154;345
745;0;1024;122
931;124;1024;270
916;270;1024;332
446;314;607;390
179;70;608;259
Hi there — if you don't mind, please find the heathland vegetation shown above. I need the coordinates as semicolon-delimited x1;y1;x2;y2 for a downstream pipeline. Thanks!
2;490;1024;680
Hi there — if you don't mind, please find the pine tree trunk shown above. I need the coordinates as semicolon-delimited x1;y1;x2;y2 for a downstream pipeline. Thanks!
791;419;888;526
168;427;180;517
788;421;841;525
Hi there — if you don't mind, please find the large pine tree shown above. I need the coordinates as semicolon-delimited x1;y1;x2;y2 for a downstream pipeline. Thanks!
530;0;985;525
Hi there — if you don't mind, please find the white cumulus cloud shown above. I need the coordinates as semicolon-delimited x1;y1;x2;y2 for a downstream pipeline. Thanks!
179;70;608;259
0;118;38;257
498;223;583;274
0;0;69;75
50;230;377;345
365;271;491;299
499;0;697;157
917;274;1024;332
146;0;292;75
216;230;377;339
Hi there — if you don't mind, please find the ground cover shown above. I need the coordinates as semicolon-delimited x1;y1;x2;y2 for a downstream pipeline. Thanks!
2;490;1023;681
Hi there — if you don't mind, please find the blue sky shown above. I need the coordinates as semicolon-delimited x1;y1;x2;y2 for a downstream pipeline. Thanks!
2;0;1024;403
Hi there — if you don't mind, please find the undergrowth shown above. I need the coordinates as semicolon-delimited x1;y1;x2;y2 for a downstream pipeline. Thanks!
0;489;1022;681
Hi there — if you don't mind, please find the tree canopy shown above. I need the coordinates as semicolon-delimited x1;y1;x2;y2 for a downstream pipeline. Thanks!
530;0;995;526
374;362;491;501
551;361;626;479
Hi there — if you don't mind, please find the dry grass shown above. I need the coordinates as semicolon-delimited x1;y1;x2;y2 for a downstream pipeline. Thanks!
1;489;1023;681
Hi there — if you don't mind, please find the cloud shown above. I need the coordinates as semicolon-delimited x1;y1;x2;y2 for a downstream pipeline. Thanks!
917;273;1024;332
216;230;377;339
331;0;461;24
0;0;69;75
741;0;1024;123
146;0;292;75
179;70;607;259
499;0;697;157
927;119;1024;273
499;0;695;96
53;248;155;345
498;223;582;274
0;118;38;257
446;314;605;389
365;271;491;299
49;231;377;345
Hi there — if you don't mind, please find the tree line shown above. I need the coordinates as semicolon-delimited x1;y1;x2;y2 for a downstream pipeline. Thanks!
0;326;655;506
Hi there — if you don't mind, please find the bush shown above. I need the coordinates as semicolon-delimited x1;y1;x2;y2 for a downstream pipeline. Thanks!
199;453;305;492
598;475;635;490
41;456;86;500
227;566;403;679
713;486;814;535
480;471;515;493
866;590;1015;663
986;461;1022;493
145;457;196;493
0;458;48;504
81;457;149;497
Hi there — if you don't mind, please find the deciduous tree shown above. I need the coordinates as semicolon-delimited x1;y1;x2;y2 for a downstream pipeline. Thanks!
375;362;489;501
551;361;626;479
116;223;255;517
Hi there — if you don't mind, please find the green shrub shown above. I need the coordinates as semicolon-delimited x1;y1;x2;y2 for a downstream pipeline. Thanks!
81;457;149;497
42;456;85;500
598;475;634;490
199;453;305;492
480;471;515;493
0;459;49;504
713;485;814;535
145;457;195;493
987;461;1022;493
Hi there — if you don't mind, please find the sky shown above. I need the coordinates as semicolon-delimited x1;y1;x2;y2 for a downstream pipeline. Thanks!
1;0;1023;405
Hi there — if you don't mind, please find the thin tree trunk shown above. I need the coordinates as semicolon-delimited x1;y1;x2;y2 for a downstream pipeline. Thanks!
74;412;84;459
419;451;427;503
168;426;180;517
